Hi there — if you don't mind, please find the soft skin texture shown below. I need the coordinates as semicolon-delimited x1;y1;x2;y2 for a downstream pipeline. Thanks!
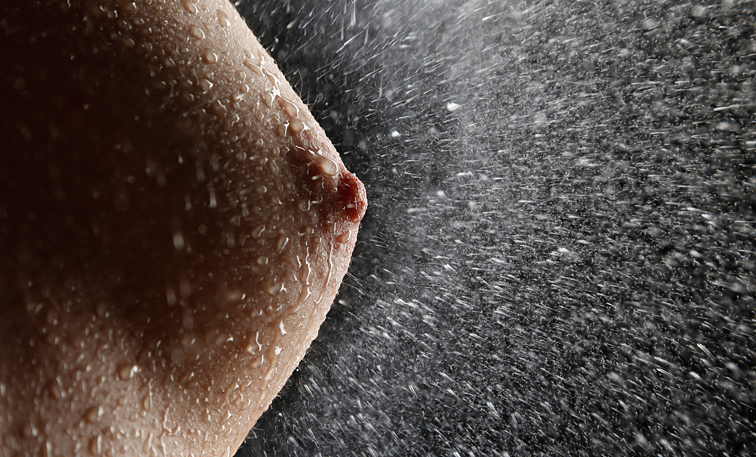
0;0;366;455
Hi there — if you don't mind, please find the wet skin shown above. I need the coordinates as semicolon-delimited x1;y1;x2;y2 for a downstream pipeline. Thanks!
0;0;366;455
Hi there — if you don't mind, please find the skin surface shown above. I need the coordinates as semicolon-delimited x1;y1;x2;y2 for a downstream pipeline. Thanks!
0;0;366;455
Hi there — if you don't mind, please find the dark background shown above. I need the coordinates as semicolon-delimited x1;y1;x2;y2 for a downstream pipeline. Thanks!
234;1;756;455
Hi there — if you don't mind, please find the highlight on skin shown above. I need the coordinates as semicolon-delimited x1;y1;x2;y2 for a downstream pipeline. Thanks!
0;0;367;455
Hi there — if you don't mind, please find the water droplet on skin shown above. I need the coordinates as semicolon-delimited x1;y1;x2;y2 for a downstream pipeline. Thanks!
89;434;102;455
166;285;177;306
95;301;110;318
178;370;195;386
116;363;139;380
298;199;311;212
208;187;217;208
279;98;298;117
47;376;64;400
336;231;351;243
83;406;103;424
123;2;137;14
181;0;198;15
173;231;185;250
21;422;38;438
25;300;42;316
277;236;289;252
243;60;263;76
217;9;230;27
142;393;152;412
261;92;273;108
202;49;218;63
311;152;339;176
245;332;262;354
256;256;268;265
198;77;213;93
289;118;305;135
210;330;233;346
263;68;280;88
211;101;227;117
252;225;265;238
189;25;205;39
227;289;243;303
266;281;285;296
268;160;279;176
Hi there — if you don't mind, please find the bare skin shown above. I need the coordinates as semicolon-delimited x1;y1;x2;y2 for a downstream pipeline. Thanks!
0;0;366;456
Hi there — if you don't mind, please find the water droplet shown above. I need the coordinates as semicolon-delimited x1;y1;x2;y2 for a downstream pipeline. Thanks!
189;25;205;39
210;330;233;346
289;119;305;135
47;376;64;400
208;187;217;208
166;285;177;306
268;160;279;176
83;406;103;424
277;236;289;252
227;289;243;303
256;256;268;265
266;281;284;296
173;231;185;250
217;9;230;27
202;49;217;63
335;231;351;243
243;60;263;76
21;422;38;438
178;370;195;386
89;434;102;455
181;0;198;15
95;301;110;318
116;363;139;381
142;393;152;412
25;300;43;316
311;151;339;176
252;225;265;238
298;199;311;212
198;77;213;93
279;98;298;117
